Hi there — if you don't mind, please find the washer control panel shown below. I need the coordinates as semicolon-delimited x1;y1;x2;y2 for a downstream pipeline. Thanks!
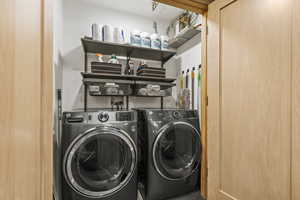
98;112;109;122
63;111;137;124
172;111;182;119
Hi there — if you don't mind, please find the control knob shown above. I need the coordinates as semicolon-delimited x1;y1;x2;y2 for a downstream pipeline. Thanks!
98;112;109;122
172;111;181;119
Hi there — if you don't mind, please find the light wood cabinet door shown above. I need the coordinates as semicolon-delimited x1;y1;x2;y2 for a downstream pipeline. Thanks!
0;0;53;199
207;0;292;200
292;0;300;199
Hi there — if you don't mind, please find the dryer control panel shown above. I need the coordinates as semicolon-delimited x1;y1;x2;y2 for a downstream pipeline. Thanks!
144;109;199;134
146;110;198;121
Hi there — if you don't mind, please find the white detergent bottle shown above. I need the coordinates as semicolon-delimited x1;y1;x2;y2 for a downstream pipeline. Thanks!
150;33;161;49
160;35;169;50
130;30;141;46
141;32;151;48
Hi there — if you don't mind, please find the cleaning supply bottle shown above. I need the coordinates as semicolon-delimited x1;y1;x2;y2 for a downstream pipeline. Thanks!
141;32;151;48
161;35;169;50
131;30;141;46
150;33;161;49
96;53;104;62
125;59;134;75
108;54;119;64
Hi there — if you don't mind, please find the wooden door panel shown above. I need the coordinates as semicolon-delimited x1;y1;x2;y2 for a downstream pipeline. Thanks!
292;0;300;199
207;0;292;200
1;1;42;199
0;0;53;199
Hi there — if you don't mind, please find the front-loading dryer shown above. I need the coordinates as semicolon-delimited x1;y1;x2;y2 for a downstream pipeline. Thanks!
136;109;201;200
61;110;138;200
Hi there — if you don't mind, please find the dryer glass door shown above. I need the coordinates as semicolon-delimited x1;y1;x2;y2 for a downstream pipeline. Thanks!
153;122;201;180
64;127;136;198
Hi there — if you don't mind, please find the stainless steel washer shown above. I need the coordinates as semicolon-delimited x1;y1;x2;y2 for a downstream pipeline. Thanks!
61;110;138;200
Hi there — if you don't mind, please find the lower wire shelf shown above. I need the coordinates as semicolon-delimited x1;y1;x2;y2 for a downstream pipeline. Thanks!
82;72;176;111
89;94;170;97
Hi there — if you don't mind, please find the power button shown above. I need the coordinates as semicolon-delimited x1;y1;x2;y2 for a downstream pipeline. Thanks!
98;112;109;122
173;111;181;119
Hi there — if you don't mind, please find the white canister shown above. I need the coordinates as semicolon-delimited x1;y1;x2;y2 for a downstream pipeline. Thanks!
140;32;151;48
123;29;130;44
103;25;114;43
150;34;161;50
130;30;141;46
91;24;102;41
160;35;169;50
113;27;125;44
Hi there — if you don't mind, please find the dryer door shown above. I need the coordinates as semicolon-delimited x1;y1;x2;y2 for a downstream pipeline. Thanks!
153;121;201;180
63;126;137;198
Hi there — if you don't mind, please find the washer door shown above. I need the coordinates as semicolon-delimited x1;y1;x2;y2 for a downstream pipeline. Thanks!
63;126;137;198
153;121;201;180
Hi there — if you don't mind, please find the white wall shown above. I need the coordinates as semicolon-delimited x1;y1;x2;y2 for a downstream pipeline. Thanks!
53;0;63;92
164;33;202;111
177;34;201;71
177;34;202;110
61;0;201;111
54;0;63;67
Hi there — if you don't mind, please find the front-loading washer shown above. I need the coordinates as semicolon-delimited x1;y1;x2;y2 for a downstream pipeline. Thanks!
61;110;138;200
136;109;202;200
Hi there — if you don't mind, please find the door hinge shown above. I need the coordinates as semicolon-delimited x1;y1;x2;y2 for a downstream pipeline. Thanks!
206;167;209;178
206;96;208;106
206;25;208;35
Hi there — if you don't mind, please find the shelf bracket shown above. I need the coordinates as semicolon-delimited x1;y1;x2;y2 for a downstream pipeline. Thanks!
84;52;88;112
161;58;164;109
127;48;133;60
84;84;88;112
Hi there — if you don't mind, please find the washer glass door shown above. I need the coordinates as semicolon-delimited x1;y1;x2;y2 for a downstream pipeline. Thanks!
153;122;201;180
64;127;136;198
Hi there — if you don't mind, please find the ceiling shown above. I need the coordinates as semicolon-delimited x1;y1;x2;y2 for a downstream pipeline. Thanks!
78;0;184;22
